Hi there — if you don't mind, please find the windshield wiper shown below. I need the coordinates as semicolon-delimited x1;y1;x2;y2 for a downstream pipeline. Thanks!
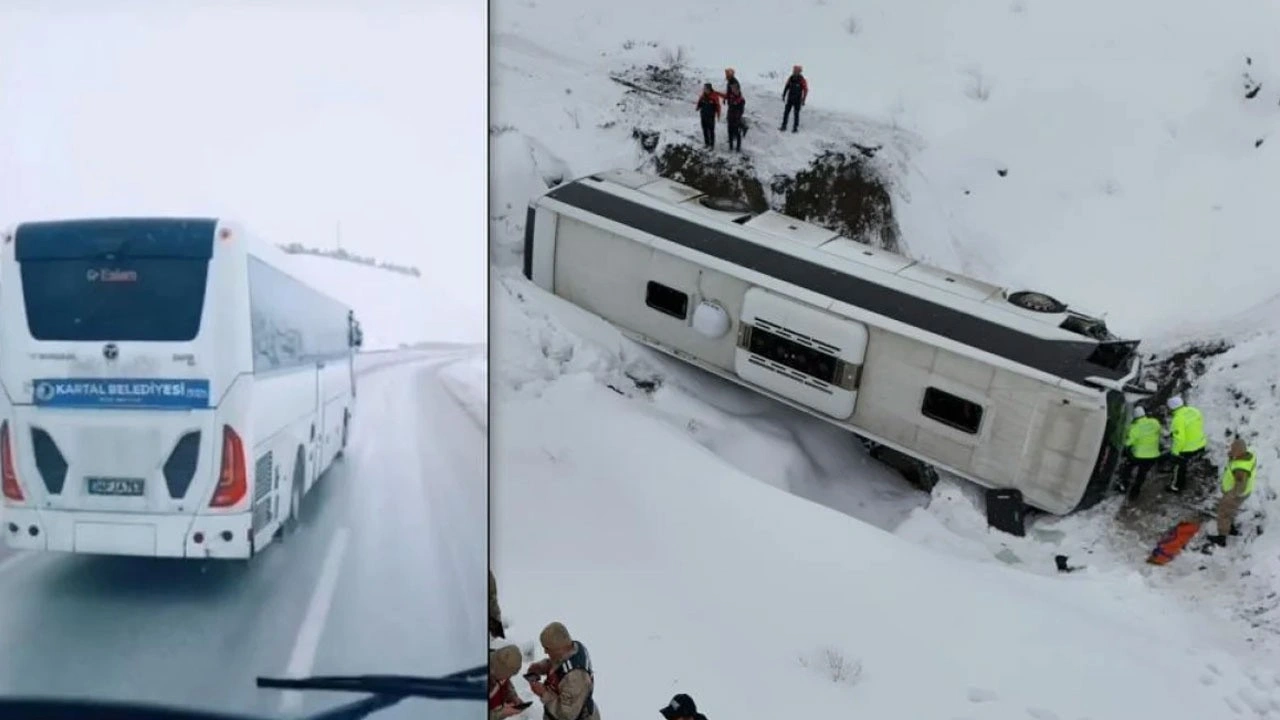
256;664;485;720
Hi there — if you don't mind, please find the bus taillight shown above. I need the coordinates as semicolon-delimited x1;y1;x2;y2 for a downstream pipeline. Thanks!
210;425;247;508
1;422;25;502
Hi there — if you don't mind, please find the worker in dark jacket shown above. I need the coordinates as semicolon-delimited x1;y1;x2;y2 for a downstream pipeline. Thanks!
660;693;707;720
724;85;746;151
780;65;808;133
695;83;722;149
723;67;740;97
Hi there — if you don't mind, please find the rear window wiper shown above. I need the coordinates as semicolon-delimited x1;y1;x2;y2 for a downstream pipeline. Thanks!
256;664;485;720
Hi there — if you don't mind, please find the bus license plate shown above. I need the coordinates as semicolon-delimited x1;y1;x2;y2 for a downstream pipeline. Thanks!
87;477;145;497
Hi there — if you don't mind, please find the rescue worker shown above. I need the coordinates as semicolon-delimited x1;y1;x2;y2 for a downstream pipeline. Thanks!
695;83;722;149
490;644;527;720
660;693;707;720
1119;406;1162;501
725;85;746;152
723;67;740;97
489;569;505;639
1204;437;1257;549
780;65;808;133
1166;395;1208;494
526;621;601;720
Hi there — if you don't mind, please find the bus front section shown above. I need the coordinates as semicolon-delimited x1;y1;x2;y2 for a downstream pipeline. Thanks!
0;218;254;559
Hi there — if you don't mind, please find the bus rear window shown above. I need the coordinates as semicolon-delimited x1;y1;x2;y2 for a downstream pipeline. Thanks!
20;258;211;342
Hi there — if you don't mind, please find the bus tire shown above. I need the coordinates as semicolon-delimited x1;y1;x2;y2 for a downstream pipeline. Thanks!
286;447;305;535
336;411;350;459
1007;290;1067;314
912;463;941;493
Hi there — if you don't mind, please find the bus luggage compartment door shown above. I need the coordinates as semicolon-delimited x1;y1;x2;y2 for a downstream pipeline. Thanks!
733;287;869;420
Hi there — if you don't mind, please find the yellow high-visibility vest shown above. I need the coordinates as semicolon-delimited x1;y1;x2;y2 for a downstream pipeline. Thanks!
1221;451;1258;497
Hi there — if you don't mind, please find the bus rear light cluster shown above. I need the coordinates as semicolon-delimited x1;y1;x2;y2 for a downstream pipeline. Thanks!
209;425;247;508
1;421;26;502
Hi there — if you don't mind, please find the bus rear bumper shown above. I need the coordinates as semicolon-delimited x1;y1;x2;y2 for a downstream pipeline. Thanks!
1;507;254;560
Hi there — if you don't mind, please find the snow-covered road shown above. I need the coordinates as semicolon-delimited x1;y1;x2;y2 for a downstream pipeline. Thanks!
0;347;486;719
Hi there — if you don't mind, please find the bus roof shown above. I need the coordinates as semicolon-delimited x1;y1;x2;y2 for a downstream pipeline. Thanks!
14;218;220;261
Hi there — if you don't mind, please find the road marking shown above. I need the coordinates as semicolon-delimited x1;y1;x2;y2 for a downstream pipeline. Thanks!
0;551;35;577
279;526;350;715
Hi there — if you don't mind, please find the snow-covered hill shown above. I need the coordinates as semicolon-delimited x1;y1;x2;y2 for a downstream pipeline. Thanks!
493;0;1280;338
490;0;1280;717
280;253;471;350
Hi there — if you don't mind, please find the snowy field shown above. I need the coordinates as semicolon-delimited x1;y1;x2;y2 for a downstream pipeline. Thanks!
281;253;470;350
490;0;1280;717
439;351;488;428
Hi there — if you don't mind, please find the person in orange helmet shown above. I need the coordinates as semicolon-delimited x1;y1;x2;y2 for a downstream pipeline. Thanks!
780;64;808;133
723;67;740;97
724;84;746;151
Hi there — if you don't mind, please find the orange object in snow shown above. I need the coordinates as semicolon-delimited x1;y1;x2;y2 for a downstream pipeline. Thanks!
1146;519;1204;565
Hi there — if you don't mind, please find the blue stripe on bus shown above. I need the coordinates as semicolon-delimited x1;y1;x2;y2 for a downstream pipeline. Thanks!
31;378;211;410
14;218;218;261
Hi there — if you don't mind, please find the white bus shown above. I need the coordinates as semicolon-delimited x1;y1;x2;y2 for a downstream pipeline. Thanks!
0;217;362;560
523;169;1147;516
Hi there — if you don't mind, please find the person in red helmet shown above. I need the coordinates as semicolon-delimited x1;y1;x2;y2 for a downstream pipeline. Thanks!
780;64;808;133
724;84;746;151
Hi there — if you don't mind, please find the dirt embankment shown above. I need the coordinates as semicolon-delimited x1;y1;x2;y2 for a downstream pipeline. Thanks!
616;63;901;253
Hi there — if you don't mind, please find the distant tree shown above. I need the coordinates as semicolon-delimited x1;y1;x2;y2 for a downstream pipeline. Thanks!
276;243;422;278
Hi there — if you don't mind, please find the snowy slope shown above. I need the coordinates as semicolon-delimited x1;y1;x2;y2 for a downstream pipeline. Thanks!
279;253;464;350
439;351;488;428
491;0;1280;716
493;0;1280;339
492;280;1280;719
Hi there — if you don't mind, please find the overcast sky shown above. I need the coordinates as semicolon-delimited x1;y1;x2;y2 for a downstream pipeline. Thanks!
0;0;486;343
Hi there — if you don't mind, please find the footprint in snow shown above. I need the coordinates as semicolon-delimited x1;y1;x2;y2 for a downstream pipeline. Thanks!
1236;687;1271;715
1202;674;1219;686
1223;695;1244;715
967;688;998;703
1026;708;1060;720
1207;662;1224;676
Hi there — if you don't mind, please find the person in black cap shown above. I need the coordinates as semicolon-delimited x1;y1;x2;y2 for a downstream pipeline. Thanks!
659;693;706;720
694;83;722;149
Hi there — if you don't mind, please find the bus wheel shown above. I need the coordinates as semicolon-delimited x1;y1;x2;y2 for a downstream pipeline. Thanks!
336;412;350;458
911;463;941;493
286;448;305;535
853;433;882;460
